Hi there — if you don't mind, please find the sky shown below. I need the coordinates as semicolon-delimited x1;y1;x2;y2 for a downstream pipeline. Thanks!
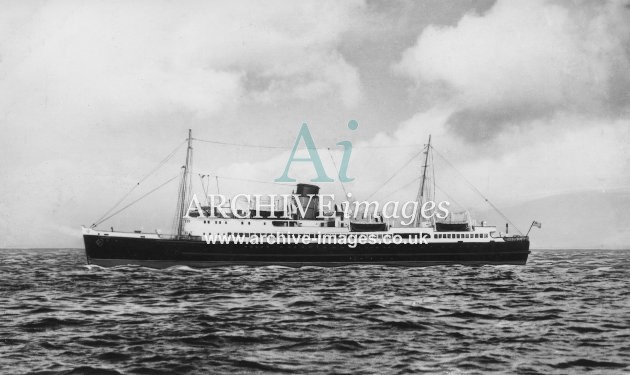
1;0;629;249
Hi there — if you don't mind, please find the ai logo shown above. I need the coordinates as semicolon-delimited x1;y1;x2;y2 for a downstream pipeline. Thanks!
275;120;358;183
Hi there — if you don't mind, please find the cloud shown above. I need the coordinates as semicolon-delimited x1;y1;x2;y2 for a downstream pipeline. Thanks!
210;106;630;204
172;1;364;107
0;0;364;132
0;0;366;247
197;106;630;247
394;0;630;141
1;0;628;249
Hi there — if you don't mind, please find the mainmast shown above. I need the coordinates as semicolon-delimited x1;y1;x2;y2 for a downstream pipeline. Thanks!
175;129;193;238
414;135;432;227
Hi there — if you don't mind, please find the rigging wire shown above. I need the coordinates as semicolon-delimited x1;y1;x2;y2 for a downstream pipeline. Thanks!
361;174;465;213
93;174;180;227
192;137;422;150
431;146;436;205
364;149;425;201
170;167;186;236
431;145;522;234
188;148;194;206
429;146;437;226
216;175;294;186
192;137;290;149
327;148;349;198
434;182;466;211
172;137;194;237
413;137;432;226
187;169;295;187
198;174;211;204
91;139;187;227
353;144;421;149
374;172;465;212
383;176;421;197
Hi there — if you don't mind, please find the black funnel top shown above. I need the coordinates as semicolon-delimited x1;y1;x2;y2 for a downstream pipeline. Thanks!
296;183;320;196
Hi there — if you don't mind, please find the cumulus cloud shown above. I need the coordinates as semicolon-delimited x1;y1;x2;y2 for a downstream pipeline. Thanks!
0;0;363;131
198;106;630;248
0;0;365;247
394;0;630;141
1;0;629;248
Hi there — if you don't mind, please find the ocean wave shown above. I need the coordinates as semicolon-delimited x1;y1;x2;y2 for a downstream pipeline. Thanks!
0;248;628;374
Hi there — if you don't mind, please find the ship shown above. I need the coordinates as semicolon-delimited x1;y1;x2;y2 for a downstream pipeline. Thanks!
82;130;533;268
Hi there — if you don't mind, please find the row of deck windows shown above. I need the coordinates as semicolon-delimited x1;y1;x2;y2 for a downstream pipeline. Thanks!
435;233;488;239
202;220;268;226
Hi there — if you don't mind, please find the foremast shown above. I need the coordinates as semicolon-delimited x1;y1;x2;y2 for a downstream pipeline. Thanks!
174;129;193;238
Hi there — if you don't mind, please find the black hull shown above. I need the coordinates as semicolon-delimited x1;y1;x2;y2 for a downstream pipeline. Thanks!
83;235;530;268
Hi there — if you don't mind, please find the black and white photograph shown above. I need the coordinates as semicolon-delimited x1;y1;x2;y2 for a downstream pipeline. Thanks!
1;0;628;373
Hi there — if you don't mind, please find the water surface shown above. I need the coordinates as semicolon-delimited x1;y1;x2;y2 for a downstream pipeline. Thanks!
0;249;628;374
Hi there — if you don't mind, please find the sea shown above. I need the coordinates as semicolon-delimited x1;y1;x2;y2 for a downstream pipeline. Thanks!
0;249;628;374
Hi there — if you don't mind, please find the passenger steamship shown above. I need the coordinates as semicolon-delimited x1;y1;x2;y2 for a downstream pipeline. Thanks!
82;130;532;267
